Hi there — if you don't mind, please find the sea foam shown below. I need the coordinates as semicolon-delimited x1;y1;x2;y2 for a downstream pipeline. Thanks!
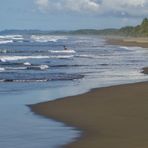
31;35;67;43
49;50;76;53
0;67;5;72
0;35;23;44
0;55;74;62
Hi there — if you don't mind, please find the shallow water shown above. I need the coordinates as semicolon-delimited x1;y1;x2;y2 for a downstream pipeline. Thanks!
0;35;148;148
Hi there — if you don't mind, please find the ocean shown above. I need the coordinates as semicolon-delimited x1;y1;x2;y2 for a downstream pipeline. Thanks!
0;34;148;148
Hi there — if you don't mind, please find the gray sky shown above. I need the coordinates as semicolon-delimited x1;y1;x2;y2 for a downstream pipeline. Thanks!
0;0;147;30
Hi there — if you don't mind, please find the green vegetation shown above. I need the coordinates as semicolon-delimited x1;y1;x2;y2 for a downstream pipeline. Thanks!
69;29;118;35
70;18;148;37
119;18;148;37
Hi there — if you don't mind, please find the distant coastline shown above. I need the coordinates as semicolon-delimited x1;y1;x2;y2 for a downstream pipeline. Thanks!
1;18;148;37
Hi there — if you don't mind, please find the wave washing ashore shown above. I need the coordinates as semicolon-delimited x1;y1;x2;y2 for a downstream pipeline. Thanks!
0;35;148;148
30;68;148;148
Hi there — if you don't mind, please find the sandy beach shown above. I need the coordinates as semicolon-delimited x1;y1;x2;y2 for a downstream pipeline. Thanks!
107;37;148;48
29;68;148;148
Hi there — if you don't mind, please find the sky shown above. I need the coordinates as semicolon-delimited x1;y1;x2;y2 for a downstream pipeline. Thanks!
0;0;148;30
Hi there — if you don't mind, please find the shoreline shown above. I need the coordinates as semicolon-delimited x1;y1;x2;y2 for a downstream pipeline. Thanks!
29;68;148;148
106;37;148;48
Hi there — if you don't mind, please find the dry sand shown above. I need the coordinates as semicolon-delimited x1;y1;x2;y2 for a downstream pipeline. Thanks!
29;68;148;148
107;37;148;48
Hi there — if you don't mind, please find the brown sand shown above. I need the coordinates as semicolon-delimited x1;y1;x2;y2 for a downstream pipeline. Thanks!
29;68;148;148
107;38;148;48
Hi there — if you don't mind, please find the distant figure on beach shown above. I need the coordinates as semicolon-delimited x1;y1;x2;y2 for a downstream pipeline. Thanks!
63;45;68;50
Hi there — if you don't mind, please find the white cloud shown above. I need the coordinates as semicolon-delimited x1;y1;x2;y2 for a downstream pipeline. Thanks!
36;0;49;10
35;0;100;12
64;0;100;12
100;0;148;17
35;0;148;16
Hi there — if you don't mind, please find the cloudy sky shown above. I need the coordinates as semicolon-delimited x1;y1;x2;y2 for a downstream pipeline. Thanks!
0;0;147;30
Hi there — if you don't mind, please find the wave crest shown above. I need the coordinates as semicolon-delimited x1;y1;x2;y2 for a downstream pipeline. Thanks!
49;50;76;53
31;35;68;43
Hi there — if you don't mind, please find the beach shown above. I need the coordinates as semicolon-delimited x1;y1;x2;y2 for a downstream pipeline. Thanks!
2;35;148;148
107;37;148;48
1;2;148;148
30;68;148;148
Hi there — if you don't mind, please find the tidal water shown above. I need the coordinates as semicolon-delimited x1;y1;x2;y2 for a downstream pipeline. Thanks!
0;34;148;148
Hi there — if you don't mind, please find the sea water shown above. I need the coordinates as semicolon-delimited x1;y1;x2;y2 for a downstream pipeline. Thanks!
0;34;148;148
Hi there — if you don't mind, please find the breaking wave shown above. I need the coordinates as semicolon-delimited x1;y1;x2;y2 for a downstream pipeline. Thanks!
0;34;68;44
24;62;31;66
31;35;68;43
0;67;5;72
0;35;23;44
119;46;129;50
3;65;49;71
0;55;74;62
49;50;76;53
0;40;13;44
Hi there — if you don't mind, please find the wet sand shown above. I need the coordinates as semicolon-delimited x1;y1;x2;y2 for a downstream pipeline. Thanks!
107;37;148;48
29;67;148;148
